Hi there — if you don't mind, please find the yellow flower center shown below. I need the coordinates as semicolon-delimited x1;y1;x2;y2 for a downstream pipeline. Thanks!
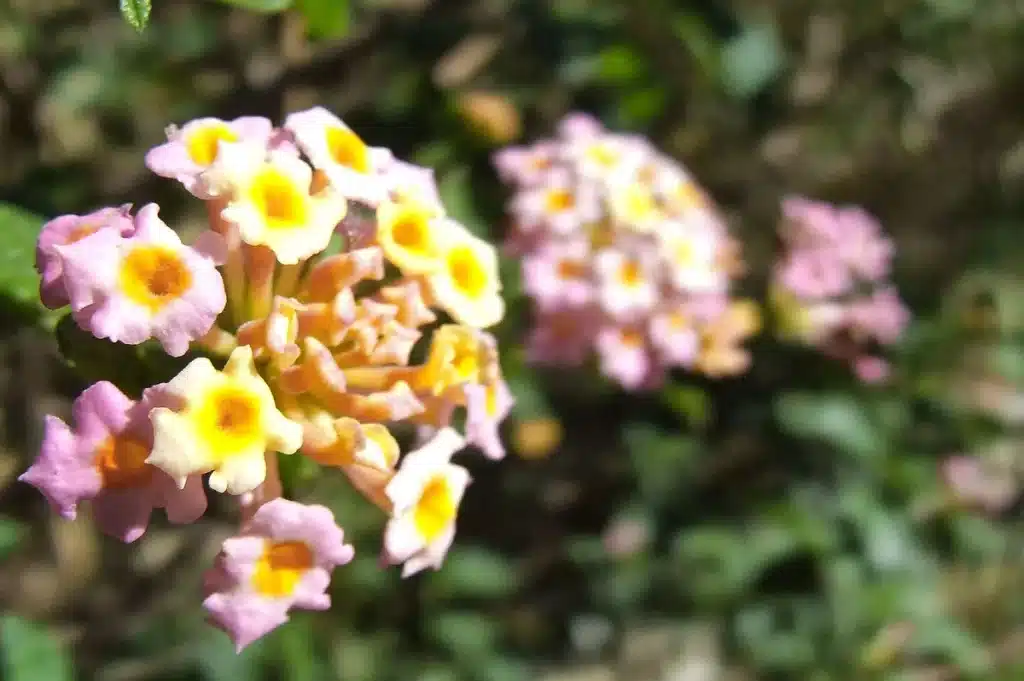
586;142;619;168
195;384;263;457
118;245;192;312
673;239;696;267
618;260;644;288
545;189;575;213
252;540;314;597
414;475;457;543
250;168;310;229
484;384;499;415
95;434;153;489
325;126;370;173
671;182;704;210
185;123;239;166
447;246;489;299
390;211;431;255
621;184;657;223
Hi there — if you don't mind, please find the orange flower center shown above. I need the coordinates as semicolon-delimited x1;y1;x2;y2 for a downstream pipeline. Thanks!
118;245;192;311
95;435;153;489
325;126;370;173
252;540;314;597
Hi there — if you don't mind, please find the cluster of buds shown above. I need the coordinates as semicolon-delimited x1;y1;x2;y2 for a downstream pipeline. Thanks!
770;197;910;382
20;108;513;651
494;113;757;390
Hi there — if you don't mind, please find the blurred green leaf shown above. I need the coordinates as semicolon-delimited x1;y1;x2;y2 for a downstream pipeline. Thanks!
427;546;518;600
672;527;755;603
438;166;488;238
662;383;712;429
429;612;501;664
597;44;644;84
624;423;698;503
0;202;44;310
0;517;23;560
719;23;784;98
0;616;74;681
120;0;151;31
192;631;265;681
216;0;293;11
297;0;350;39
775;392;884;461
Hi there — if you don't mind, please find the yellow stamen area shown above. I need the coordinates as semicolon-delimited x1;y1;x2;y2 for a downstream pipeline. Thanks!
668;311;689;330
325;126;370;173
252;540;314;597
672;182;704;209
588;223;616;250
447;246;489;300
95;435;153;489
484;384;499;416
118;245;192;312
621;184;656;222
545;188;575;213
618;260;644;288
185;123;239;167
194;385;263;460
249;168;310;230
673;239;696;267
414;475;457;543
586;142;619;168
390;211;431;256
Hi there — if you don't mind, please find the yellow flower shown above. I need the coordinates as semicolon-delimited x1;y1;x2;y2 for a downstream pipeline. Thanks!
427;226;504;329
375;198;453;275
414;325;497;396
209;144;348;265
147;345;303;494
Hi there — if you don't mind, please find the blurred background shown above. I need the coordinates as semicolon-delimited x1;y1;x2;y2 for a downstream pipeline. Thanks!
1;0;1023;679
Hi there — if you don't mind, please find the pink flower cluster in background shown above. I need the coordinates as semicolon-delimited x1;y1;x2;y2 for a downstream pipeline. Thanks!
21;108;513;652
770;197;910;382
494;113;758;390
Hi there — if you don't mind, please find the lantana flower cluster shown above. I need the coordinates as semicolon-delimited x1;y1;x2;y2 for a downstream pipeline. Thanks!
770;197;910;382
21;108;513;651
494;113;758;390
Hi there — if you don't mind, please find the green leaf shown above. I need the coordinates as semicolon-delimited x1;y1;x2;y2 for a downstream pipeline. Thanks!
662;383;712;429
216;0;293;11
0;202;44;309
437;166;488;238
120;0;151;31
775;392;884;462
297;0;350;39
0;616;74;681
429;612;501;664
720;23;784;99
426;546;518;600
0;517;24;560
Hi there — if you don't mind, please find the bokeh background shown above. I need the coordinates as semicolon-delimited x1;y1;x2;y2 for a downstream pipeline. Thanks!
1;1;1023;680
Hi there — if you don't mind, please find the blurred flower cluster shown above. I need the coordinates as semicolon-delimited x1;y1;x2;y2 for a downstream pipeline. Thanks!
771;197;910;382
20;108;512;652
494;113;758;390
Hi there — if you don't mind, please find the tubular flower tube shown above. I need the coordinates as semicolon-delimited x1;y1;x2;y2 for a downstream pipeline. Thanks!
21;107;513;651
494;112;755;389
770;197;910;381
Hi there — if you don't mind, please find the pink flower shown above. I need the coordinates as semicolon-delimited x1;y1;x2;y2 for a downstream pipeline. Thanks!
941;456;1018;515
522;238;594;310
853;356;891;384
557;112;604;141
509;168;601;235
492;141;560;186
648;302;700;368
35;205;135;309
835;206;893;281
847;286;910;345
594;248;658;320
595;324;662;390
463;379;515;460
18;381;206;543
145;116;274;197
526;307;601;367
203;498;355;652
775;249;852;300
57;203;227;357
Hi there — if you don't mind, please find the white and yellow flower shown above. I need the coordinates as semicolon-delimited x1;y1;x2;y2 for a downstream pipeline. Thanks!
204;143;348;265
147;345;303;495
426;225;505;329
375;198;455;275
382;428;470;577
284;106;393;206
